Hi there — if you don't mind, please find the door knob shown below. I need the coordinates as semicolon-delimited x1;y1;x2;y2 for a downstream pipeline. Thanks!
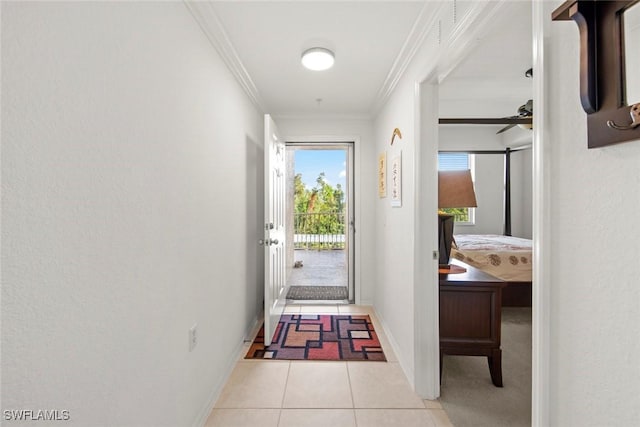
258;239;279;246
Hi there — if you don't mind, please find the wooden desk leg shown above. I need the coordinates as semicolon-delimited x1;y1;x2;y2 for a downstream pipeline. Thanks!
487;349;503;387
439;351;443;384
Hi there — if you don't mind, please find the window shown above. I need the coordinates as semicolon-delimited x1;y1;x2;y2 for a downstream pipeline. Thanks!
438;152;476;224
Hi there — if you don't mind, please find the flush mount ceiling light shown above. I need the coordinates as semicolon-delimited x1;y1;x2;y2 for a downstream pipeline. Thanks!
301;47;335;71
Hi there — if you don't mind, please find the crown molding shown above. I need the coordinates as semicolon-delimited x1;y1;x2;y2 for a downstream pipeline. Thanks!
273;113;373;122
370;1;445;116
183;0;266;112
370;0;511;116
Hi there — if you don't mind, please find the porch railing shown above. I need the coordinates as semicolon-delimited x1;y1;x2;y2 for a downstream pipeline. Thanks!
294;212;345;249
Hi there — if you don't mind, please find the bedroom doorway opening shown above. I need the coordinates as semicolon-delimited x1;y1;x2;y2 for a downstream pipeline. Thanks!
284;143;354;303
434;0;534;424
437;129;534;427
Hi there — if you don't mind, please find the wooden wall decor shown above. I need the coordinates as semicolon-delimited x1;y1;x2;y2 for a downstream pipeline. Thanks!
552;0;640;148
390;128;402;145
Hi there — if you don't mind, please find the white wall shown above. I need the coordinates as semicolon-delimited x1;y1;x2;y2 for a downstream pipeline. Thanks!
473;154;508;234
276;116;376;304
543;1;640;424
1;3;263;426
626;4;640;105
373;86;418;377
510;148;532;239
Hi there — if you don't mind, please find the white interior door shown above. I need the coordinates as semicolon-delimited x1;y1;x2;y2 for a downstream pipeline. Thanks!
263;114;287;346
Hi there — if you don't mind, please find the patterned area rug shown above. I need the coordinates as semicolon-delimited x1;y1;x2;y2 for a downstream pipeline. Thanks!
245;314;386;361
286;285;348;300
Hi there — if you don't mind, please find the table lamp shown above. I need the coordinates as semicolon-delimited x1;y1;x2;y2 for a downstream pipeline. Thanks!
438;170;477;268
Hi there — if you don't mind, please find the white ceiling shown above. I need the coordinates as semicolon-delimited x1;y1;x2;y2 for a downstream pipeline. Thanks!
201;1;533;119
210;1;424;117
439;1;533;118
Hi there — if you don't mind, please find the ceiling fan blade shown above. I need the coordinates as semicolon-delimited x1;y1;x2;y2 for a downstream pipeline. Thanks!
496;123;517;134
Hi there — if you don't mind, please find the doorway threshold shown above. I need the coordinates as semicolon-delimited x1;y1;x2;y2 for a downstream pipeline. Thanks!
286;299;350;305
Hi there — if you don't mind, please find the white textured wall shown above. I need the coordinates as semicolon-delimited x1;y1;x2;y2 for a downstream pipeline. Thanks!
473;154;508;234
545;1;640;424
1;2;263;426
373;87;418;376
510;148;532;239
276;117;375;304
626;5;640;105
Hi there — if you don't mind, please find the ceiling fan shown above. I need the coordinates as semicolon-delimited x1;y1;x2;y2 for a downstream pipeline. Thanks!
496;99;533;134
439;68;534;131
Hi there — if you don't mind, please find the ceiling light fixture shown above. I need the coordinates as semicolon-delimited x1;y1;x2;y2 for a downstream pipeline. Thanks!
301;47;335;71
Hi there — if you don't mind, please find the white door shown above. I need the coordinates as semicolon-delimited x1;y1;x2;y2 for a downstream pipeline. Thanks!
263;114;287;346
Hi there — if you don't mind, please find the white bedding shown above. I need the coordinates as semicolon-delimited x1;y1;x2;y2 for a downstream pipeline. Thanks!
451;234;532;282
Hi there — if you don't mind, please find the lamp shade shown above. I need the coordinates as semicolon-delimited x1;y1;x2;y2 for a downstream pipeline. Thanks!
438;170;477;208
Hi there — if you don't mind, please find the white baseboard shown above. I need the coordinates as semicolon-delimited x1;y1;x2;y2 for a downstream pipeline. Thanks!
371;307;416;389
191;316;259;427
244;312;263;342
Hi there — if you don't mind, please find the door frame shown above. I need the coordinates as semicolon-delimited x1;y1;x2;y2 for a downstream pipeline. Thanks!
531;1;551;424
283;135;362;304
285;142;355;302
413;77;441;399
411;3;548;423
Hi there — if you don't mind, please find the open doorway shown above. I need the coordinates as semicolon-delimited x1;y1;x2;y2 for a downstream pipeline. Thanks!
433;1;534;425
284;143;354;303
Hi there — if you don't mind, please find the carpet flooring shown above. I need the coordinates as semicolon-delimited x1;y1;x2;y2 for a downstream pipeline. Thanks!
286;285;348;300
439;307;532;427
245;314;386;361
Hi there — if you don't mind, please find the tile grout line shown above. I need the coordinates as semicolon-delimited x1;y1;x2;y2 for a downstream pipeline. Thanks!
280;361;292;410
276;359;290;426
345;361;359;426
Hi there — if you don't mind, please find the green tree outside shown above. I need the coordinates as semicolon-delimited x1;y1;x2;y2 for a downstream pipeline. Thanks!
440;207;470;222
294;173;345;248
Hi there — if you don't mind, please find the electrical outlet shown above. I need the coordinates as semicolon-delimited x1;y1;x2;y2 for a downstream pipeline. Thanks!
189;324;197;352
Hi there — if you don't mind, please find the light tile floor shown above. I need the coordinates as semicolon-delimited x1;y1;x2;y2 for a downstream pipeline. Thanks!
205;304;453;427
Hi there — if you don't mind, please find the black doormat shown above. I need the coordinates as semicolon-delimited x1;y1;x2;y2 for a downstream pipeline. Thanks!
286;286;348;300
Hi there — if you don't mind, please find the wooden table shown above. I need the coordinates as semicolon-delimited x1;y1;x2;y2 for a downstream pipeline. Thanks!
439;259;506;387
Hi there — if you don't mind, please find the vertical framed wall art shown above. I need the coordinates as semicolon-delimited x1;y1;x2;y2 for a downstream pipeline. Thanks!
390;151;402;207
378;151;387;198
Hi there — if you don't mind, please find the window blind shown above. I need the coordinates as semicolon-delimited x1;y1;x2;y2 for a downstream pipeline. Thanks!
438;153;469;171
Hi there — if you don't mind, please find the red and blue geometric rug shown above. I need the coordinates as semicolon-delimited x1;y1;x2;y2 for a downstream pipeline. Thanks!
245;314;386;361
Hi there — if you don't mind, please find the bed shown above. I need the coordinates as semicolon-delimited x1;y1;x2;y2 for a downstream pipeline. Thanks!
451;234;532;307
